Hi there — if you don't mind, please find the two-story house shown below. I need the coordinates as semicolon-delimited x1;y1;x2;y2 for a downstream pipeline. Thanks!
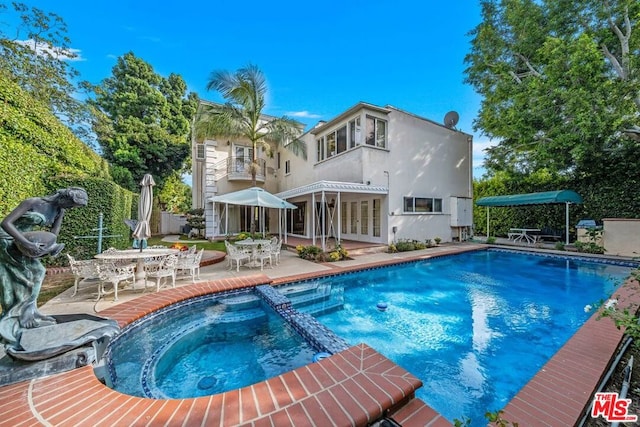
192;101;473;249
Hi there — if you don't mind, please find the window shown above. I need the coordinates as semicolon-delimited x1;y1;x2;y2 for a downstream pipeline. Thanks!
350;201;357;234
365;116;387;148
326;132;336;157
348;117;361;148
316;137;324;162
285;160;291;175
336;125;347;154
195;144;205;160
277;152;281;169
360;201;369;235
341;201;347;234
403;197;443;213
373;199;381;237
288;202;306;234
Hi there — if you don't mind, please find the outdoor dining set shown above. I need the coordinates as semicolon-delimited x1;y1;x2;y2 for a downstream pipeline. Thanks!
225;236;282;272
66;245;204;302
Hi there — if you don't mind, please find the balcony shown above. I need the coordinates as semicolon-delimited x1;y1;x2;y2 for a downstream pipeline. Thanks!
227;156;266;182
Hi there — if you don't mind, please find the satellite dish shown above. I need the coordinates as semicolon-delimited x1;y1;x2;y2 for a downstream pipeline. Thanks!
444;111;459;129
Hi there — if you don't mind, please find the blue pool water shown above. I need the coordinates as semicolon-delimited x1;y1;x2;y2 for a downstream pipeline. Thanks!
283;250;634;426
106;290;316;398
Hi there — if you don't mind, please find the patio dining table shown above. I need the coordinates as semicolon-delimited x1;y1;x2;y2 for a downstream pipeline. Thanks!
94;248;179;289
234;239;272;268
507;228;541;245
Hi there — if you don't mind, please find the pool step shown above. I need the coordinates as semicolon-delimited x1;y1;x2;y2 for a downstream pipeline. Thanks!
288;291;331;308
218;294;261;311
277;282;321;298
296;300;344;317
207;307;266;323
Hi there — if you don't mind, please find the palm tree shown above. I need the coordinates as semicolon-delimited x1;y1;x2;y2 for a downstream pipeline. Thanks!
196;64;307;233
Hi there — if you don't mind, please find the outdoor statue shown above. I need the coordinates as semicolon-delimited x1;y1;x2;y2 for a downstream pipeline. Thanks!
0;188;118;367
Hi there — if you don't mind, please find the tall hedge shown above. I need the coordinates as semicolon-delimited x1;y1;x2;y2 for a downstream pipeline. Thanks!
0;72;110;217
0;72;135;264
44;177;133;264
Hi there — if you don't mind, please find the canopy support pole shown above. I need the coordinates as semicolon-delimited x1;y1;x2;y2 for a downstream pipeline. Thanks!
336;192;341;245
321;191;326;251
225;203;229;238
311;192;316;247
486;207;490;240
565;202;570;245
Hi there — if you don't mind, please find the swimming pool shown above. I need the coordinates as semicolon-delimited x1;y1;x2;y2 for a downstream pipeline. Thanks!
279;249;635;426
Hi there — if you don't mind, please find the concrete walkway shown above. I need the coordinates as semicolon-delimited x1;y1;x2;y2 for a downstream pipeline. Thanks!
42;242;477;317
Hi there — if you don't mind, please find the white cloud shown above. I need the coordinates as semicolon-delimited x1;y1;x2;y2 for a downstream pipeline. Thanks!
472;137;499;178
286;110;322;119
15;39;84;61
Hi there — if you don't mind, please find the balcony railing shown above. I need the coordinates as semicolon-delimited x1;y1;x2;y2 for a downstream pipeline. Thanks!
227;156;266;182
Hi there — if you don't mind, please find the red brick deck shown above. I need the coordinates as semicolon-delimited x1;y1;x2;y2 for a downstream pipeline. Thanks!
1;248;637;426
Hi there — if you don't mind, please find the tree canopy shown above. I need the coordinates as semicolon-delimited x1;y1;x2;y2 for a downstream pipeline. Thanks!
196;64;307;185
465;0;640;220
87;52;198;191
466;0;639;176
0;2;91;144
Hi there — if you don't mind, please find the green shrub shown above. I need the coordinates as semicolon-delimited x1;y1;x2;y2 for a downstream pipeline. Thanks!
574;241;605;254
296;244;322;261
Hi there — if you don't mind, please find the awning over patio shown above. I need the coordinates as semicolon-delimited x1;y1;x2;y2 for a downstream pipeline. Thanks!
476;190;583;207
476;190;583;245
209;187;297;209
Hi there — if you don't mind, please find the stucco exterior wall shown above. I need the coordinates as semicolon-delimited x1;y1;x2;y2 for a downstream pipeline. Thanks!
603;218;640;257
193;100;473;243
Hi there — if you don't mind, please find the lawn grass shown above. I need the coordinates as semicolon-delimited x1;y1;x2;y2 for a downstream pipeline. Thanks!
147;236;227;252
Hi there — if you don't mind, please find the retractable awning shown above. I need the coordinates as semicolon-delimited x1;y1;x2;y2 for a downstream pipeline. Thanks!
476;190;583;245
476;190;582;207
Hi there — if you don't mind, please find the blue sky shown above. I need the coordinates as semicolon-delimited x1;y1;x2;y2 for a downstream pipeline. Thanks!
8;0;494;178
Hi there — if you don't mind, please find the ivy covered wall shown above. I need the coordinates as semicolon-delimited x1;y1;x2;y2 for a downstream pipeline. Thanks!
0;73;134;263
0;72;110;217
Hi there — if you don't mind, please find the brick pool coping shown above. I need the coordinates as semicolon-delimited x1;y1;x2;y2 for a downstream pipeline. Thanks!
1;246;637;426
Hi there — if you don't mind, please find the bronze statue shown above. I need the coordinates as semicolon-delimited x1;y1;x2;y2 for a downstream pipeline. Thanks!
0;187;88;345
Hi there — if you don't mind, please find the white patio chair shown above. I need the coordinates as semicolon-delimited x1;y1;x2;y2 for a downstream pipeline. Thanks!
95;260;136;301
176;248;204;283
225;241;251;272
66;254;101;297
254;242;273;270
270;238;282;265
144;254;179;292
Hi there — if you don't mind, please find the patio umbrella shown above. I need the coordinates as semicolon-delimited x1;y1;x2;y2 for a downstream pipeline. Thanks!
132;174;155;251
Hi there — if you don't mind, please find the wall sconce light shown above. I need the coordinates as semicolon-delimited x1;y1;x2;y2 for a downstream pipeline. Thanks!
328;198;335;209
226;140;230;145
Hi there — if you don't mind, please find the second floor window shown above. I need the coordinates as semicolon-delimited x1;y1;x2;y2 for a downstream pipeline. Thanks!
366;116;386;148
285;160;291;175
195;144;205;160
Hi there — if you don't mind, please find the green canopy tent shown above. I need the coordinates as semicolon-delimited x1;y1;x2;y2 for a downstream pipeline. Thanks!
476;190;583;245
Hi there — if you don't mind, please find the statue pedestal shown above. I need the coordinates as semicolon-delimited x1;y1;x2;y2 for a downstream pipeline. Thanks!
0;314;119;386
